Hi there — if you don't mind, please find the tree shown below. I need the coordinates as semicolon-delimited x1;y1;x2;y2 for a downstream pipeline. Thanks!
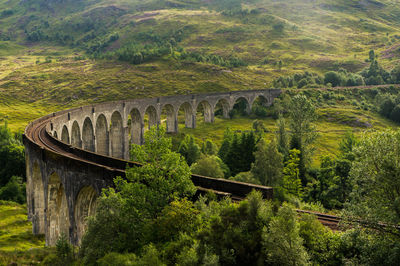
218;128;233;163
390;104;400;123
369;49;375;61
344;129;400;227
324;71;343;87
379;97;395;118
0;122;25;187
282;149;302;197
225;131;256;176
201;139;218;156
251;138;283;186
288;95;317;181
263;204;309;265
230;171;261;185
178;135;201;165
391;65;400;84
80;127;196;263
191;155;226;178
276;114;289;159
0;176;25;204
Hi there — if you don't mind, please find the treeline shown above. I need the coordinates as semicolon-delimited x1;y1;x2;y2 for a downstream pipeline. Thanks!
0;122;26;204
49;125;400;265
274;51;400;89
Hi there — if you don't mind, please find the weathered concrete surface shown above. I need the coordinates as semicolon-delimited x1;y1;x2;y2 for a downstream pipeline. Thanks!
24;89;280;246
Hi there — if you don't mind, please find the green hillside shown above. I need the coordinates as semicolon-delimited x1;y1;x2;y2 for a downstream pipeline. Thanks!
1;0;400;131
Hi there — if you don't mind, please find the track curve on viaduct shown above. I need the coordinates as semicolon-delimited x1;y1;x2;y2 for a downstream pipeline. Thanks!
23;89;281;246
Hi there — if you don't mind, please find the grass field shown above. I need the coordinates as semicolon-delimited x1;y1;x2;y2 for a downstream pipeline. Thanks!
0;201;50;265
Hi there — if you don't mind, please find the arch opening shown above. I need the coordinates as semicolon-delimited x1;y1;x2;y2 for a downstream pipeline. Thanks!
251;95;269;118
53;131;58;139
82;117;95;152
144;105;158;131
71;121;82;148
214;98;230;119
61;125;70;144
128;108;142;145
74;186;97;245
96;114;109;156
110;111;124;158
161;104;176;133
177;102;194;129
196;100;213;125
231;97;250;118
47;172;70;246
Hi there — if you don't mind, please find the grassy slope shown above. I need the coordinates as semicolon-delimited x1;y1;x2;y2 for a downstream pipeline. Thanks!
0;201;49;265
0;1;400;129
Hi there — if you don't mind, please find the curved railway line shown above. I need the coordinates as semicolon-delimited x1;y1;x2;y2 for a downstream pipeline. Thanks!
25;114;342;230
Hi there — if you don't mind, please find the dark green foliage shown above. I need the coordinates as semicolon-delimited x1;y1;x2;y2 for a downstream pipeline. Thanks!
0;176;25;204
79;127;195;263
288;95;317;181
0;122;25;188
178;135;201;165
390;65;400;84
304;132;356;209
324;71;343;87
178;51;247;68
43;234;74;265
201;139;218;156
230;171;261;185
229;98;249;118
361;59;390;85
379;97;395;118
251;138;284;186
390;104;400;122
224;131;256;176
273;71;323;89
191;155;226;178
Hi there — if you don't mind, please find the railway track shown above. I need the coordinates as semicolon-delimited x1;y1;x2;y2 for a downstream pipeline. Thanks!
26;116;342;229
296;210;341;230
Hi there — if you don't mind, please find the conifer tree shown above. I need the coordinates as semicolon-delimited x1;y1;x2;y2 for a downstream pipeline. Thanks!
282;149;302;197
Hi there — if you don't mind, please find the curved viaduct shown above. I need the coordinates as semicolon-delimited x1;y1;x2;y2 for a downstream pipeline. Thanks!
23;89;281;246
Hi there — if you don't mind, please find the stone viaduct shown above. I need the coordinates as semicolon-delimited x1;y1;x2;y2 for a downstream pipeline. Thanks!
23;89;281;246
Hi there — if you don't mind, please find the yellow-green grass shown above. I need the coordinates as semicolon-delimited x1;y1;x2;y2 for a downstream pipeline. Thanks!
173;106;398;167
0;202;44;252
0;202;51;265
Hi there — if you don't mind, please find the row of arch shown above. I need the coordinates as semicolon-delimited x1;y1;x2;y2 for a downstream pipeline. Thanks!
55;96;269;159
30;162;97;245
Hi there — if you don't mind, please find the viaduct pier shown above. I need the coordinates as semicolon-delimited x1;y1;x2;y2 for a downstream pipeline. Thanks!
23;89;281;245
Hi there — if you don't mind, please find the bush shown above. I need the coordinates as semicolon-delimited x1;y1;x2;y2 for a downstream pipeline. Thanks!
390;104;400;123
0;176;25;204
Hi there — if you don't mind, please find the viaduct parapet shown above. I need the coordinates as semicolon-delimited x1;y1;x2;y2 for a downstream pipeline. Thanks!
23;89;281;246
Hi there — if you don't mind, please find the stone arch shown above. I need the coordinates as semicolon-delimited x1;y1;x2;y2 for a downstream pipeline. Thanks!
95;114;109;156
53;131;58;139
196;100;213;123
82;117;95;152
129;108;142;145
178;102;194;128
144;105;158;130
232;97;251;115
32;162;45;234
251;95;269;117
161;104;177;133
214;98;230;118
110;111;124;158
252;95;269;108
71;121;82;148
46;172;70;246
74;186;97;245
61;125;70;144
